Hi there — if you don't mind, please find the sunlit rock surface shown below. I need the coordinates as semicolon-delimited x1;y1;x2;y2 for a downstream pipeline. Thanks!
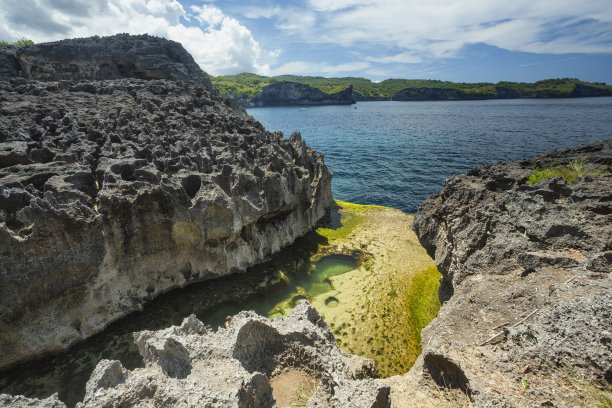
0;74;332;369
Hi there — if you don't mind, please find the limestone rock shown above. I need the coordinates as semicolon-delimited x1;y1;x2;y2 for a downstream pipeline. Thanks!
0;393;66;408
0;34;211;88
0;75;332;369
75;301;389;407
245;82;356;107
407;140;612;407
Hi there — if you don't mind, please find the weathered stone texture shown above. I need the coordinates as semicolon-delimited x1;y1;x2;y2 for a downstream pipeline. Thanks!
0;34;211;88
0;77;332;370
409;140;612;407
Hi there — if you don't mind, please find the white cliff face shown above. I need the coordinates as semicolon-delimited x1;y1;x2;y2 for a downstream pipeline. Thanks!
0;74;332;370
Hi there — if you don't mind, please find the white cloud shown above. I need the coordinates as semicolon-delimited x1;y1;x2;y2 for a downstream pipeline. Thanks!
0;0;270;76
365;51;422;64
242;6;282;19
296;0;612;57
270;60;371;76
191;4;224;26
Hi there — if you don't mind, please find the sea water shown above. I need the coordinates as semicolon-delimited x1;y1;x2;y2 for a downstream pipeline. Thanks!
248;98;612;213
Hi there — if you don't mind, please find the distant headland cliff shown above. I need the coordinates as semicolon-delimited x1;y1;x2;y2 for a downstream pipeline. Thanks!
213;73;612;106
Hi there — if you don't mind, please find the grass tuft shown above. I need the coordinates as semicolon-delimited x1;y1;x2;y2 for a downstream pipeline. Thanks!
526;158;608;185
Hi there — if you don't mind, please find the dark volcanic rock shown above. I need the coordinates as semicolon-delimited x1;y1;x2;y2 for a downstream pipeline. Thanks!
246;82;356;107
0;78;332;370
0;46;21;79
0;34;211;88
414;141;611;289
410;140;612;407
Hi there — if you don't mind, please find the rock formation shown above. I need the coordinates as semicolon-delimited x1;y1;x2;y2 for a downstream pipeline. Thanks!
0;301;390;408
402;140;612;407
242;82;356;107
391;85;612;101
0;35;332;371
0;34;211;87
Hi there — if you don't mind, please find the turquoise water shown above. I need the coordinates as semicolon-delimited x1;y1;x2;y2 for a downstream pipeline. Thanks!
248;98;612;213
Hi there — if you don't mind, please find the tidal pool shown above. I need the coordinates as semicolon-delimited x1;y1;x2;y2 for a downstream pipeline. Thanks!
0;202;441;407
0;233;358;407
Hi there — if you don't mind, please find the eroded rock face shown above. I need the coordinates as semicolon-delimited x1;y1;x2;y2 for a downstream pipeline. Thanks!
0;78;332;370
409;141;612;407
65;301;389;407
0;34;211;88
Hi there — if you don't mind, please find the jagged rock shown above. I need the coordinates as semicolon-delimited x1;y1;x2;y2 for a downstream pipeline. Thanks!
244;82;356;107
414;141;611;289
0;34;211;88
83;360;129;401
0;393;66;408
0;74;332;368
407;140;612;407
73;301;389;407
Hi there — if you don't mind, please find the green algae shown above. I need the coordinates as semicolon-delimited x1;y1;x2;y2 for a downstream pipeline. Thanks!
405;266;442;360
0;200;441;406
316;200;388;241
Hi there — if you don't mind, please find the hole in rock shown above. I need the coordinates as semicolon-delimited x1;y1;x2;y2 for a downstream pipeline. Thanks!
181;175;201;199
270;369;318;408
324;296;339;308
424;353;472;399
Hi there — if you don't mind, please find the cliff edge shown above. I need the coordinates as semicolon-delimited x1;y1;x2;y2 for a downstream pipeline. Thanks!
0;35;332;371
0;34;211;88
395;140;611;407
242;82;356;107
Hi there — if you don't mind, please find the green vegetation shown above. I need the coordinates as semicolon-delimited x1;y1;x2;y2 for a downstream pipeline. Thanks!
526;158;608;185
211;74;612;99
405;266;441;360
0;38;34;47
316;200;388;241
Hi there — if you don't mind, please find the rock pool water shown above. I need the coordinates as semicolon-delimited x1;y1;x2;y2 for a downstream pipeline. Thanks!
0;233;358;407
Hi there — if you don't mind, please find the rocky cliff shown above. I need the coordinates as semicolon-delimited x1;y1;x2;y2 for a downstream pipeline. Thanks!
398;140;612;407
244;82;356;107
392;84;611;101
0;36;332;371
0;34;211;87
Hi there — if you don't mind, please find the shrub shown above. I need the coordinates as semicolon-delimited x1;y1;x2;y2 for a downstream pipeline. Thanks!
0;38;34;47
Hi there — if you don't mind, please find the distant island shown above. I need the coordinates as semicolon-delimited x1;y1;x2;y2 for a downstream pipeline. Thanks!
212;73;612;107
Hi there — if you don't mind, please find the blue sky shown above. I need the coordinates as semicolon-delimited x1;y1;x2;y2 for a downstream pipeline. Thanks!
1;0;611;83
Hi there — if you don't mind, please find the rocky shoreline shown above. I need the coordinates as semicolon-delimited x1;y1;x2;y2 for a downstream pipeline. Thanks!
391;140;611;407
0;35;332;371
1;34;610;408
230;82;356;108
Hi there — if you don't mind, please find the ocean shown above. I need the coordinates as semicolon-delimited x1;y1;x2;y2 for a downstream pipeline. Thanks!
247;98;612;213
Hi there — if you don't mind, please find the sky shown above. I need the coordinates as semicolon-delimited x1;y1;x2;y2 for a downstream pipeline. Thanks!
1;0;611;83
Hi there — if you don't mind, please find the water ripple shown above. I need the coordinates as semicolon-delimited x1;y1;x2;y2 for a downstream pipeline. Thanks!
248;99;612;213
